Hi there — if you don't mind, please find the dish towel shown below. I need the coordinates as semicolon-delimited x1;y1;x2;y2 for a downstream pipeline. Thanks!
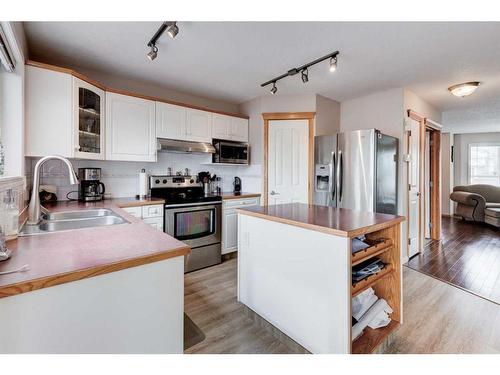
352;298;393;341
352;287;378;320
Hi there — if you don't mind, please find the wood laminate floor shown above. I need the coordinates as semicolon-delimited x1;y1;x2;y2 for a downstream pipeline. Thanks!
407;217;500;304
185;256;500;354
184;258;304;354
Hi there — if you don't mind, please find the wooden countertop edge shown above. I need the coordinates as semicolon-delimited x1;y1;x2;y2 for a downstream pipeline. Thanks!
236;209;405;238
221;193;261;200
0;245;190;299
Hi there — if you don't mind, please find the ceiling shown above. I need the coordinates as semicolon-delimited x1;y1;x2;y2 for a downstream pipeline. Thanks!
24;22;500;111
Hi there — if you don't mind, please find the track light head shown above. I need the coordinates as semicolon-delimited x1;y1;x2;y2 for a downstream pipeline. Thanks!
329;56;337;72
270;82;278;95
147;44;158;61
301;69;309;83
167;22;179;38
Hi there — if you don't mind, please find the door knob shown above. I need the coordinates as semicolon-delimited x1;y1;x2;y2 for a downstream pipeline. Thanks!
270;191;279;195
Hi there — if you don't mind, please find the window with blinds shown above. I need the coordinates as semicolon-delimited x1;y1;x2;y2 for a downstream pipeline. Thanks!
469;143;500;186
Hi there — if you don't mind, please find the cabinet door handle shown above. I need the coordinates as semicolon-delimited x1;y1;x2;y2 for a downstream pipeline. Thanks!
270;191;280;196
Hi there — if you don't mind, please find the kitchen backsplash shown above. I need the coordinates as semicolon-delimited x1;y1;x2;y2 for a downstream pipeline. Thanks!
27;153;262;200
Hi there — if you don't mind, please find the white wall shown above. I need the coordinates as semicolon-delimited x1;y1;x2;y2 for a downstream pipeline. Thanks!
453;132;500;187
315;95;341;136
404;89;442;124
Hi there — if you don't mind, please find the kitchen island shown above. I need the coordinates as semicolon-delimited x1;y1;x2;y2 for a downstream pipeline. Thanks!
0;198;190;353
236;203;404;354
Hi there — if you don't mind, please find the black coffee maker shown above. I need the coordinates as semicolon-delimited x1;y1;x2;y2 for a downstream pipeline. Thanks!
78;168;105;202
233;176;242;194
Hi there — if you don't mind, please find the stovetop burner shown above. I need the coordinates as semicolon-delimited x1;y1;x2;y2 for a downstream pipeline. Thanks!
149;175;221;206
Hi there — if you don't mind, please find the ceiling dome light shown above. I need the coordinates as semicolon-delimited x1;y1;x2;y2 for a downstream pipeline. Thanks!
448;81;481;97
167;22;179;38
270;82;277;95
329;56;337;72
301;68;309;83
147;44;158;61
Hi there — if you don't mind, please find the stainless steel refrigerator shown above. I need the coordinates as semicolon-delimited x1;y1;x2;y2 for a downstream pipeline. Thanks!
314;129;398;214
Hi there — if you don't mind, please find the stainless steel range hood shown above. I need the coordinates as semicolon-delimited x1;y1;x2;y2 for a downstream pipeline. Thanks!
157;138;216;154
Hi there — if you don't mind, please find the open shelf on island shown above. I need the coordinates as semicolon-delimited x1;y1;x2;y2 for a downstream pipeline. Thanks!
352;320;400;354
352;238;393;266
352;264;394;297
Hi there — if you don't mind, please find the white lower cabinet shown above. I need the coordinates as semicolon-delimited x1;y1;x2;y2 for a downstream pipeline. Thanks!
222;197;260;254
122;204;164;231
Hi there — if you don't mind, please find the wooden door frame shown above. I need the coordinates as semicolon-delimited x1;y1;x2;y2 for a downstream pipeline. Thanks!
425;120;442;240
262;112;315;206
406;110;442;255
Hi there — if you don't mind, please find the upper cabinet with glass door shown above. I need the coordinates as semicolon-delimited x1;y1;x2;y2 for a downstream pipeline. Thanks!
73;78;105;160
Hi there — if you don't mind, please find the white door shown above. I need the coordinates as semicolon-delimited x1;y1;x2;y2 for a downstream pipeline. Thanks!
268;120;309;205
230;117;249;142
106;92;156;162
155;102;187;140
186;109;212;142
212;113;231;140
406;117;421;258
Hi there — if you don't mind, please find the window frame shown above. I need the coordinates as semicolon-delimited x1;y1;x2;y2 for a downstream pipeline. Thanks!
467;142;500;186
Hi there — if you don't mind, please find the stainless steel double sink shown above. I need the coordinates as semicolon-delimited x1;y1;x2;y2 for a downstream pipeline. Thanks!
20;208;129;236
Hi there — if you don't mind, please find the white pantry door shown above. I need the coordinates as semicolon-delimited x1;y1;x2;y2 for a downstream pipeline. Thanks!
406;117;421;258
268;120;309;205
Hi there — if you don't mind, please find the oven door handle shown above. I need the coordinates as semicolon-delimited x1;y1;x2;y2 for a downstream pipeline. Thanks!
164;201;222;209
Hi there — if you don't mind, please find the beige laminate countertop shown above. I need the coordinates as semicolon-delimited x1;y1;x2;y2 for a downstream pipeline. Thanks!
0;198;190;299
237;203;405;238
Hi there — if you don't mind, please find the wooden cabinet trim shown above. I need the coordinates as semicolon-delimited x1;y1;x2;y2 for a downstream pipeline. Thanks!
26;60;248;120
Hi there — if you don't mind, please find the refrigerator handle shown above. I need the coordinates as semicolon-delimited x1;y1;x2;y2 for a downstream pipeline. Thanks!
337;151;343;203
329;151;336;203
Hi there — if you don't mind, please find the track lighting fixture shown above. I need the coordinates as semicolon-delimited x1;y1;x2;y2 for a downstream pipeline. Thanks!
260;51;339;93
166;22;179;38
146;21;179;61
329;56;337;72
301;68;309;83
270;82;278;95
146;44;158;61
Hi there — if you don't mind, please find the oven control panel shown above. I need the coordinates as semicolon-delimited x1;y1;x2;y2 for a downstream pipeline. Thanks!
150;175;200;188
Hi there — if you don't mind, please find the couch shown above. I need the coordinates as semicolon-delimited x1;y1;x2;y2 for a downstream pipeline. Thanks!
450;184;500;227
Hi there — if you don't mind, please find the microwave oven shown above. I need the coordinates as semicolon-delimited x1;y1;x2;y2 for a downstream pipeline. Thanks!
212;139;249;165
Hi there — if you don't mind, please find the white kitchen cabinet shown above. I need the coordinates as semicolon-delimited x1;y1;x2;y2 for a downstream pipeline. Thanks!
222;196;260;254
211;113;248;143
230;117;249;142
186;108;212;143
123;204;164;231
26;66;106;160
156;103;211;143
143;217;164;231
155;102;187;140
73;77;106;160
212;113;232;140
106;92;156;162
25;65;73;157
